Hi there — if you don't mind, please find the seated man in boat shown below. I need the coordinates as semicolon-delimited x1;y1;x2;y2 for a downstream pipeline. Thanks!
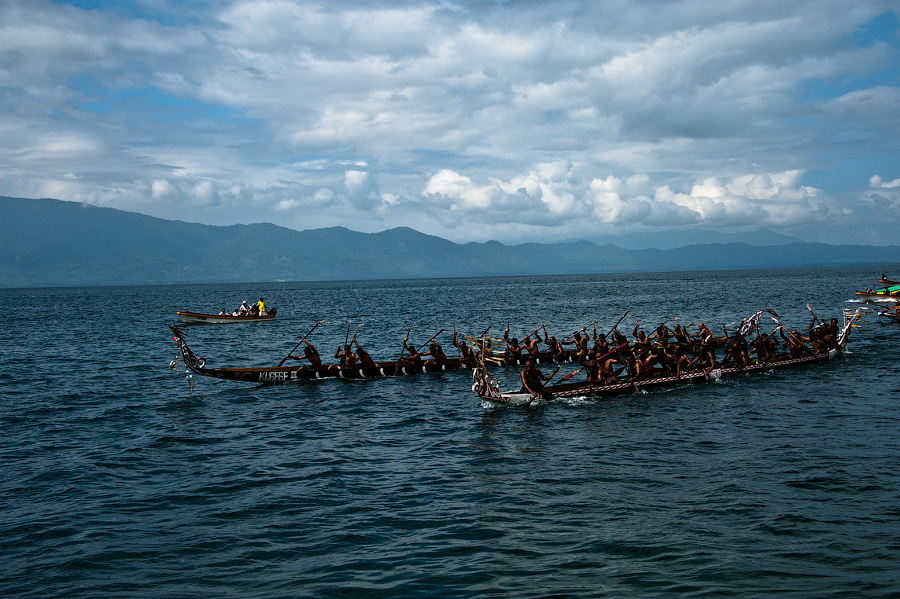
633;348;661;380
779;328;812;358
238;300;251;315
581;352;601;383
695;322;713;344
399;336;426;368
503;334;524;363
649;323;671;348
334;344;358;369
668;344;696;375
562;329;589;358
475;337;494;361
452;328;476;366
522;333;543;358
425;339;450;364
286;339;324;369
722;332;750;367
218;308;228;315
821;318;840;351
353;338;377;368
520;359;553;400
591;330;610;355
751;333;775;363
545;335;568;362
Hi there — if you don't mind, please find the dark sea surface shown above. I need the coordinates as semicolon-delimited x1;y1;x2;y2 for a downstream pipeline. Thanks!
2;266;899;598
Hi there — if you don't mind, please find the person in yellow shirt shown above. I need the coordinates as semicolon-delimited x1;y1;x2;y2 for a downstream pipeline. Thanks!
256;297;267;315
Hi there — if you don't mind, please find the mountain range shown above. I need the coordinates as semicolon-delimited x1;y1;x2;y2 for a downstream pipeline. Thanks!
2;196;898;288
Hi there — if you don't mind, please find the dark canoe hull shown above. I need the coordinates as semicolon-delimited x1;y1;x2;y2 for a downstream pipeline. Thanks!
170;326;468;383
191;360;470;383
474;348;843;407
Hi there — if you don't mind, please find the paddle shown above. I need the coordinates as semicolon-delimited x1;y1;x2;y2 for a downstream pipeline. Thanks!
393;324;416;374
416;329;444;353
806;303;821;327
278;319;326;366
558;342;629;382
526;364;561;406
607;310;630;336
564;320;597;342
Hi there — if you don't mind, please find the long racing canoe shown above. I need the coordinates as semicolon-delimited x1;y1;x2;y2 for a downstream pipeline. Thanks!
169;325;468;382
472;309;864;407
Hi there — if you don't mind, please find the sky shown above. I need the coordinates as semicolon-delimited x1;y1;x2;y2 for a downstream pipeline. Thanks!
1;0;899;245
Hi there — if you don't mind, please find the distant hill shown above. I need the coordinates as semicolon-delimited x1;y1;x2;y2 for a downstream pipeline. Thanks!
577;228;803;250
2;196;900;288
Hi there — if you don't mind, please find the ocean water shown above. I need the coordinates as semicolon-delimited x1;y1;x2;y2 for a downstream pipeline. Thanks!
1;266;899;598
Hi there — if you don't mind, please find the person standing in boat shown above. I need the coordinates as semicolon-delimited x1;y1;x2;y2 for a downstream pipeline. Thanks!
520;358;553;400
257;297;267;316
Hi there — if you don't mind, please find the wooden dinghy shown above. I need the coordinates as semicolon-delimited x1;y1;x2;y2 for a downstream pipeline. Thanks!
472;309;864;407
169;325;468;383
855;285;900;299
177;309;276;324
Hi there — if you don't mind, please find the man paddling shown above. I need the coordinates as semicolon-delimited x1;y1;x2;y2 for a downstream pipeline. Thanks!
353;338;377;367
519;358;553;400
286;339;324;369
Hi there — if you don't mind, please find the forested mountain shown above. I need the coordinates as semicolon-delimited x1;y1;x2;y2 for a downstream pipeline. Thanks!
2;196;898;288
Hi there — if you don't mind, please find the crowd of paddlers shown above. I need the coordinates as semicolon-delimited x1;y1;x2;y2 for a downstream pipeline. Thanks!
459;309;848;386
272;308;850;385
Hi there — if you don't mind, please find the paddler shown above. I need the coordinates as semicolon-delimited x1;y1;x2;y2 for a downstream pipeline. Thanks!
334;344;357;369
286;339;323;369
426;339;449;364
353;338;377;367
520;358;553;400
452;328;475;366
503;328;524;363
522;332;543;358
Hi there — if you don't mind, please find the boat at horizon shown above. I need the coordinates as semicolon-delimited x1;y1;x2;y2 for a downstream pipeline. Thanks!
176;308;277;324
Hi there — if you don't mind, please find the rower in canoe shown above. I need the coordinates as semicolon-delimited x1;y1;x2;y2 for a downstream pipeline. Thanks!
519;358;554;401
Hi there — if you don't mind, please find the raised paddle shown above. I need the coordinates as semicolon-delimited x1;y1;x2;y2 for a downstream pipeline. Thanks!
605;310;630;338
278;318;326;366
564;320;598;342
393;324;416;374
416;329;445;352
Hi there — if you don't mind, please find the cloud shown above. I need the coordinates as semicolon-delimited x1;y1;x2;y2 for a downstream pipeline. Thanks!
0;0;898;244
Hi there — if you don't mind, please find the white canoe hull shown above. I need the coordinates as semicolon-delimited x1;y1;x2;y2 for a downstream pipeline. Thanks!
177;311;275;324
